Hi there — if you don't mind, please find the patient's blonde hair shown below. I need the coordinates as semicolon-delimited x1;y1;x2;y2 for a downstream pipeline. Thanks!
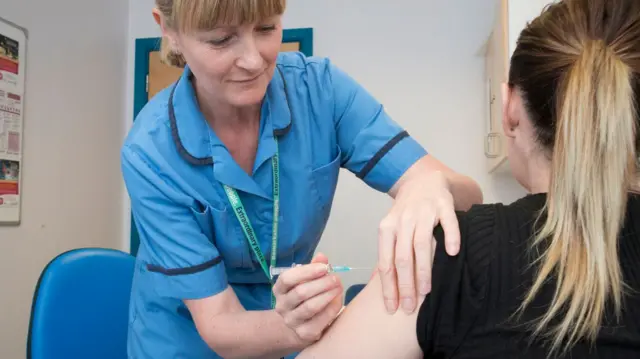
508;0;640;356
154;0;287;67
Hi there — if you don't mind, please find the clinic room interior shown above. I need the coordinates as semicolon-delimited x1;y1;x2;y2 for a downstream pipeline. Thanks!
0;0;555;357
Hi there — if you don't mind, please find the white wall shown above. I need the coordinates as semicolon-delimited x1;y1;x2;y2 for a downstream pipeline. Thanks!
0;0;128;358
125;0;526;290
508;0;557;56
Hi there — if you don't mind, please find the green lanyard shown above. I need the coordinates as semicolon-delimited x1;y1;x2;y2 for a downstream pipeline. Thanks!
223;137;280;308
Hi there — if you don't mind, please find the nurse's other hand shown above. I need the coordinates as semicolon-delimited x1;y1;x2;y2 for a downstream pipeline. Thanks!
378;170;460;314
273;253;344;345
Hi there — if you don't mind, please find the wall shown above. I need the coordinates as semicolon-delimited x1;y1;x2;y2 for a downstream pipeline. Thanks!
508;0;557;56
125;0;526;291
0;0;128;357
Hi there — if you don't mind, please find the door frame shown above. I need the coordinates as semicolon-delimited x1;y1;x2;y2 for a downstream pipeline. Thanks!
130;28;314;256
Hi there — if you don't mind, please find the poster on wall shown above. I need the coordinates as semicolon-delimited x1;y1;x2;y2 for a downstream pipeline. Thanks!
0;17;26;225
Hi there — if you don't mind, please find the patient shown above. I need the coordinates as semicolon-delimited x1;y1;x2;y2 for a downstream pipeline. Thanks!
298;0;640;357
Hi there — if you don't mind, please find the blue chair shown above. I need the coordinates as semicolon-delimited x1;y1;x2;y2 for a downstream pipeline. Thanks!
27;248;135;359
345;284;366;305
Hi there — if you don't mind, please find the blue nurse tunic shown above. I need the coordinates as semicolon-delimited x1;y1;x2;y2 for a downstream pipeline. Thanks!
121;51;428;358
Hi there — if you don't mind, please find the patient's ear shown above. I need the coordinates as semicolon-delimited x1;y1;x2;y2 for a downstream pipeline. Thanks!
501;83;518;138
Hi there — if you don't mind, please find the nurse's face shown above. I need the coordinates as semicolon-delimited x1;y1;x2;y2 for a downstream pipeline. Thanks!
169;16;283;108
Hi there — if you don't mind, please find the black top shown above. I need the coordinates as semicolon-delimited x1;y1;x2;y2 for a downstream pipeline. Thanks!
417;193;640;358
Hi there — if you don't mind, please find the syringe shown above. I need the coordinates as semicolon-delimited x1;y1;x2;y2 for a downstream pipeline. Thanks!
269;263;371;278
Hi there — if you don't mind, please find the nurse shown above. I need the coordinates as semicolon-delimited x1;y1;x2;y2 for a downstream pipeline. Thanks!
121;0;483;358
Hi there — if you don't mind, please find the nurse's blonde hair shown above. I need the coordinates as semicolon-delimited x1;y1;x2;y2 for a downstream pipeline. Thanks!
154;0;287;67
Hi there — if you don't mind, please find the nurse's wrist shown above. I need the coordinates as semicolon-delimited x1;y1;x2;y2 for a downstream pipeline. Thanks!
268;309;310;352
440;171;483;210
284;321;311;351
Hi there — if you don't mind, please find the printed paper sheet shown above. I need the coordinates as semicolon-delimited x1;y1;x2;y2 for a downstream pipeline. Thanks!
0;19;25;224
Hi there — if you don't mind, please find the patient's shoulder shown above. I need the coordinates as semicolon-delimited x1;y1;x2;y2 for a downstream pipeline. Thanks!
457;203;501;236
418;196;547;354
433;195;546;284
452;193;548;243
435;202;502;251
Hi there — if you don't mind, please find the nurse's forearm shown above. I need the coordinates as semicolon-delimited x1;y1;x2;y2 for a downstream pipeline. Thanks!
442;171;483;210
389;155;483;210
204;310;304;359
185;288;304;359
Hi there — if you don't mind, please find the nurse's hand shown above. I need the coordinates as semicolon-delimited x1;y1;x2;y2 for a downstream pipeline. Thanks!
378;170;461;314
273;253;344;346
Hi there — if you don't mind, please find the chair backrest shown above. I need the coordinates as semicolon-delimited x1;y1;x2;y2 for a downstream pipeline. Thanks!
27;248;135;359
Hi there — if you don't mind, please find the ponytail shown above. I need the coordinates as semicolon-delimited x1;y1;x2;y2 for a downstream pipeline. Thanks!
520;39;638;355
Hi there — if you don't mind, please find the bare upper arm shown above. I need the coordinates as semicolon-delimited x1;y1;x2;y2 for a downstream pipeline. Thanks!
297;274;424;359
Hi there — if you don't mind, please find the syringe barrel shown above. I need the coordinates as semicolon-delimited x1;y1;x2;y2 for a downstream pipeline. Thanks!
269;266;290;277
270;263;302;278
270;263;333;278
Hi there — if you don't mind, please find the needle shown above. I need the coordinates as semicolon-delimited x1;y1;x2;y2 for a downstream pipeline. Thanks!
330;265;371;273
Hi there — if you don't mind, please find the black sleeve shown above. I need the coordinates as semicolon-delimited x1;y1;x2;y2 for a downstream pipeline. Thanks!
416;204;497;355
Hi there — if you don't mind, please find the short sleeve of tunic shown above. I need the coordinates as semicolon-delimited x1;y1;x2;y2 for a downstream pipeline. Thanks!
416;204;498;355
305;57;428;193
121;146;229;300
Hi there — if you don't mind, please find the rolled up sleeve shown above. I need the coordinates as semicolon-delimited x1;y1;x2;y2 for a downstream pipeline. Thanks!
122;146;228;299
328;62;428;193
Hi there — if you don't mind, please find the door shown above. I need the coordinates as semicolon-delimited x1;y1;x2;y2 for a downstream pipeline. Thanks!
131;29;313;255
484;0;509;173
